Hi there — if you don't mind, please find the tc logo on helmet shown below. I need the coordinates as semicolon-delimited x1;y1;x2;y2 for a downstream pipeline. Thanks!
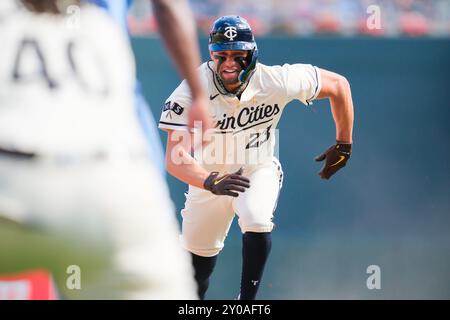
224;26;237;41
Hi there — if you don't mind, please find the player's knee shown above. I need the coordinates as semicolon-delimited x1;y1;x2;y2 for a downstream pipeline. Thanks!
239;219;274;233
235;201;276;234
237;207;274;233
187;247;223;257
181;236;224;257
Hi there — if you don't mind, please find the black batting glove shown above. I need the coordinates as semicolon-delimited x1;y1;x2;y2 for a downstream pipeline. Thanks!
315;142;352;180
204;168;250;197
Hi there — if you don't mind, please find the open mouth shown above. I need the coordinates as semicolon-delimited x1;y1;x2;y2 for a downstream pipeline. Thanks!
222;69;238;75
221;69;240;80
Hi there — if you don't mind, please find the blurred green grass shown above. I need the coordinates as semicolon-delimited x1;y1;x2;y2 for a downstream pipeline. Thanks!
0;222;113;299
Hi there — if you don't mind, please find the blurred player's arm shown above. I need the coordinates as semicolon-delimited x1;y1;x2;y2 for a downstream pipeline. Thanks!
151;0;212;131
165;129;249;196
316;69;354;144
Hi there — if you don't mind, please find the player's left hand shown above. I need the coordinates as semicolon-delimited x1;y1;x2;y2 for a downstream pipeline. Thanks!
314;142;352;179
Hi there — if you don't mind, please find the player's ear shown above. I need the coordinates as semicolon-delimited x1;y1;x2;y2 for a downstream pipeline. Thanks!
209;51;214;60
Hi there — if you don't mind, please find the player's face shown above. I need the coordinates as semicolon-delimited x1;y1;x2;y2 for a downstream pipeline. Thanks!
210;50;248;85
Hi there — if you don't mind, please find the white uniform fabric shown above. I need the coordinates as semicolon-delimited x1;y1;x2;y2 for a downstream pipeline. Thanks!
159;61;321;257
0;2;196;299
0;2;145;156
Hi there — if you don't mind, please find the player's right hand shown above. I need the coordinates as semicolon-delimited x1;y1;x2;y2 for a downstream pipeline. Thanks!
203;168;250;197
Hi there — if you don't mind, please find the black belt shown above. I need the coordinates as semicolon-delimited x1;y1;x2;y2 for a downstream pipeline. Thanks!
0;148;36;159
0;147;148;163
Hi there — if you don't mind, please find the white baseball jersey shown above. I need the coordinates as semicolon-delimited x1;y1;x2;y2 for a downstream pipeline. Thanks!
159;61;321;174
159;61;321;256
0;1;147;157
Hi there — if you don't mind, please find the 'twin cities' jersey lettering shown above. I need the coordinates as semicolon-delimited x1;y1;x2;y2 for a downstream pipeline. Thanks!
215;104;280;131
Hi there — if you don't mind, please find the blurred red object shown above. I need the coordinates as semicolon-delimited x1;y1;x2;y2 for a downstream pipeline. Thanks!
197;15;215;36
197;15;268;37
357;17;385;36
399;12;430;36
0;269;58;300
128;16;158;35
314;12;341;33
241;16;268;36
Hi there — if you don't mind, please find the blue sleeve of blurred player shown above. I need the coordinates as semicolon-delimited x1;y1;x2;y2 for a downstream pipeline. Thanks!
89;0;165;173
88;0;132;33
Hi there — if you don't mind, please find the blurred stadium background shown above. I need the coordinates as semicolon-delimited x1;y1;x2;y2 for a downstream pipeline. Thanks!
128;0;450;299
127;0;450;37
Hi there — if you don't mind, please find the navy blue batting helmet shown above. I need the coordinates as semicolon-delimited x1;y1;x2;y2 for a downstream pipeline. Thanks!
208;15;256;52
209;15;258;83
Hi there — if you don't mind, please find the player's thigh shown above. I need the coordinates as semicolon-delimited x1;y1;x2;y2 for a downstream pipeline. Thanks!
181;191;235;257
233;161;283;233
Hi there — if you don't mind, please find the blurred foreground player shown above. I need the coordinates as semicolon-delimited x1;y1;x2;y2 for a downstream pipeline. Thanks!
0;0;205;299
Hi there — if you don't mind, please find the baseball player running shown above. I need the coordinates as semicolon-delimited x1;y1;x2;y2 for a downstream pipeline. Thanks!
0;0;209;299
159;16;354;300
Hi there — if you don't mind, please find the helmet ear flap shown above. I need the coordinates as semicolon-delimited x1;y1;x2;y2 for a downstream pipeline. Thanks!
238;47;258;83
